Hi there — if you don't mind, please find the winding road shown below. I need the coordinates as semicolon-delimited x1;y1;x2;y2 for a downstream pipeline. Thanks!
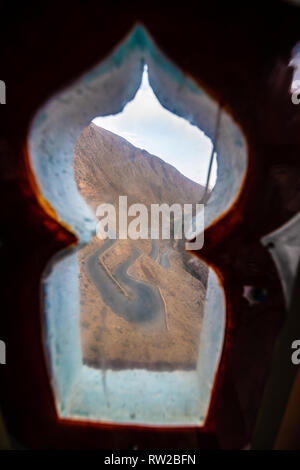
85;239;166;326
159;248;171;269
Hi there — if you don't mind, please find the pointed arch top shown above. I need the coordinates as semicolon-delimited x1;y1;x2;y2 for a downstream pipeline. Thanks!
29;24;247;244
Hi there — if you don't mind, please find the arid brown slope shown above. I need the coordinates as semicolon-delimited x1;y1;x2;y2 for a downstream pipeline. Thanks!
74;123;204;210
74;123;208;370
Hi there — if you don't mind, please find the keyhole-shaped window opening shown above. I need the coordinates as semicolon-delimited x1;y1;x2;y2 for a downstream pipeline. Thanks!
29;26;247;425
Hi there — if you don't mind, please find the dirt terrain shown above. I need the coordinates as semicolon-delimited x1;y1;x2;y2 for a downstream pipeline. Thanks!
74;123;208;370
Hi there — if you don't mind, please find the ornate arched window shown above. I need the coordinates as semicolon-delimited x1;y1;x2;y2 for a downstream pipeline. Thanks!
29;26;247;426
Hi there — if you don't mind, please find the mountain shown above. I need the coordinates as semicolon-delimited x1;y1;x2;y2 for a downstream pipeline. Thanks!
73;123;208;371
74;123;205;211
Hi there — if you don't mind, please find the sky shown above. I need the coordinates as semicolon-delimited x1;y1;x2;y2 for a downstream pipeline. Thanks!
93;65;217;188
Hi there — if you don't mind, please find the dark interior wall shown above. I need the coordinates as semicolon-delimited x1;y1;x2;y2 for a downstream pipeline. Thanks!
0;0;300;449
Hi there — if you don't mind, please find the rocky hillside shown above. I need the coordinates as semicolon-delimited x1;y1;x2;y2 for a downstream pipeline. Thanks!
74;123;205;211
73;123;208;371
